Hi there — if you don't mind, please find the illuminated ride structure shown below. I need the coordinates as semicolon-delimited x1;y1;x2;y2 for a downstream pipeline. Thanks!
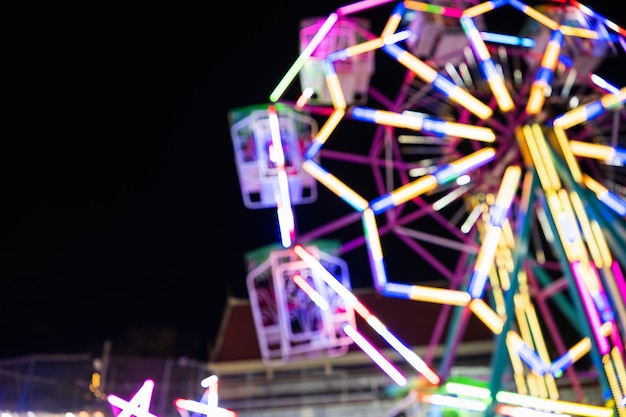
229;1;626;416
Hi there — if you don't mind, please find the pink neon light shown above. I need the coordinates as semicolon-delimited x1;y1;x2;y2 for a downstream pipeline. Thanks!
342;322;408;386
107;379;157;417
174;375;238;417
611;261;626;301
337;0;396;16
571;262;610;354
174;398;237;417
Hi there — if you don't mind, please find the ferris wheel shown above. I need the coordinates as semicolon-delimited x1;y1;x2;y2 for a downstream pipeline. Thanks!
229;1;626;415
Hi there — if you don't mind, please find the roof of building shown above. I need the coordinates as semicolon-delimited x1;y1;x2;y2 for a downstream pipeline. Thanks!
209;286;495;370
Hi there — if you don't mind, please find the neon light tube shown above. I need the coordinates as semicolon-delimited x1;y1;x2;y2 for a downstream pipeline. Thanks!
295;87;314;109
444;381;491;400
526;30;563;115
305;109;345;159
569;191;603;268
434;147;496;185
362;208;388;290
495;404;573;417
380;2;404;38
481;31;535;47
509;0;559;30
370;175;438;213
507;331;549;375
108;379;157;417
383;282;470;306
352;106;423;129
323;59;347;110
352;107;495;141
205;380;219;408
548;337;591;377
601;353;625;417
405;1;464;18
469;299;504;334
531;124;562;191
462;1;501;18
364;312;440;384
492;166;522;226
590;74;621;95
342;323;408;386
302;160;369;211
200;375;218;388
417;393;487;412
460;15;514;112
571;261;611;355
611;348;626;403
173;399;237;417
467;225;501;298
382;43;493;118
339;38;384;59
460;16;490;60
583;175;626;217
552;88;626;129
468;165;520;298
270;13;338;102
366;108;416;133
424;117;496;142
569;141;626;165
551;126;582;183
571;1;626;37
267;105;295;248
559;25;598;39
495;390;613;417
611;261;626;309
337;0;395;16
292;273;330;311
521;125;552;192
294;245;361;309
294;244;439;384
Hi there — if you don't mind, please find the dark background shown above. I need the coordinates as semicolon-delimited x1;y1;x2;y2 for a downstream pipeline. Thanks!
2;1;624;360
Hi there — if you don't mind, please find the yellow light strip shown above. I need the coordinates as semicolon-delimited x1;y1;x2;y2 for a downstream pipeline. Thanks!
521;125;552;192
552;127;582;183
532;124;561;191
495;391;613;417
522;291;559;398
506;334;529;395
312;109;345;148
344;38;384;58
548;191;585;263
387;175;439;206
603;353;626;417
569;191;603;268
559;26;598;39
439;121;496;142
302;160;369;211
463;1;496;18
569;140;615;161
591;221;614;268
523;7;559;31
381;12;402;38
611;348;626;407
469;299;504;334
408;285;470;305
326;72;347;110
448;147;496;176
394;51;493;119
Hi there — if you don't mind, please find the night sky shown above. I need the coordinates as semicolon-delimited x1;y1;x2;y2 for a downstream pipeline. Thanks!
3;1;624;361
